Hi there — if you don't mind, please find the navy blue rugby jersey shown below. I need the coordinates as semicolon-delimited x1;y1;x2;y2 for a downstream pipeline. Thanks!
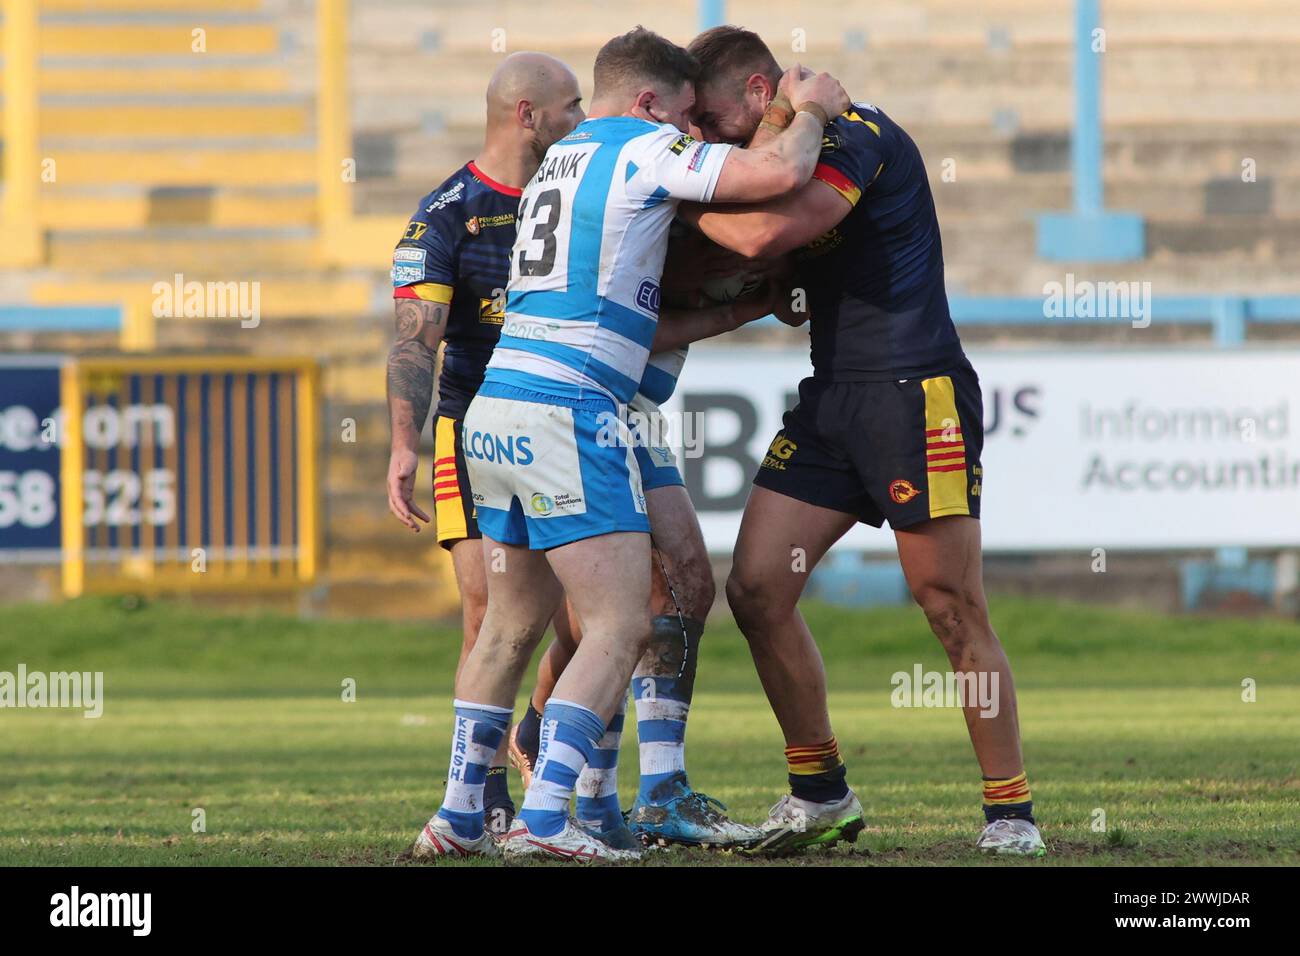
796;103;966;382
392;161;522;419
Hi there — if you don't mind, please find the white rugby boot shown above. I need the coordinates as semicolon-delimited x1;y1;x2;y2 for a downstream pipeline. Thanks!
975;818;1047;856
501;816;643;863
742;790;865;856
400;813;500;861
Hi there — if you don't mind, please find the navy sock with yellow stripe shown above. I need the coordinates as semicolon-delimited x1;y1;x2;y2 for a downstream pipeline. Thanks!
982;770;1034;824
786;737;849;804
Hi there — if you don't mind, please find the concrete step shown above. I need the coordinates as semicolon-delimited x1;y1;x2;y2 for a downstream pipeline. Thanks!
47;229;317;272
42;0;264;10
0;63;291;95
41;146;315;186
945;254;1300;298
158;319;387;361
933;176;1300;220
0;102;312;138
35;277;381;323
39;188;317;230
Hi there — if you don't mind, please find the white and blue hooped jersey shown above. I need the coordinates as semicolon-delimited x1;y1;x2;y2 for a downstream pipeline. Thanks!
638;346;687;405
482;116;732;406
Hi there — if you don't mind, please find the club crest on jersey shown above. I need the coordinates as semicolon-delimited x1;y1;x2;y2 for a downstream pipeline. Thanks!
889;479;923;504
465;216;480;235
635;278;660;317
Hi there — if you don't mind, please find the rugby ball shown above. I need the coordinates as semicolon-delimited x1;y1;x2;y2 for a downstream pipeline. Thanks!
700;272;764;303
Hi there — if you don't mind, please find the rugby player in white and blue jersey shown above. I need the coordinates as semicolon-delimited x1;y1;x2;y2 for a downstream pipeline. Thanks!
507;229;780;852
422;25;849;861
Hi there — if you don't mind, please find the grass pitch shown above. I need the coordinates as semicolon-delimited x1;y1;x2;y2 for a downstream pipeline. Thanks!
2;595;1297;866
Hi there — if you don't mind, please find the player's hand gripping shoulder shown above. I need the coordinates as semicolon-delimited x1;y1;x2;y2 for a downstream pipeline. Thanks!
710;64;850;204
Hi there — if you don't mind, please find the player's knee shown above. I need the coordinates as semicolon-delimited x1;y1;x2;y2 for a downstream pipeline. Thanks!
482;618;545;663
725;567;783;633
675;552;716;619
460;586;489;651
551;607;580;655
911;582;988;653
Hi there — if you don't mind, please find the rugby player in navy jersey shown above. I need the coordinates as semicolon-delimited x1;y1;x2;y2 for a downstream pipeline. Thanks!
385;51;585;855
678;25;1045;857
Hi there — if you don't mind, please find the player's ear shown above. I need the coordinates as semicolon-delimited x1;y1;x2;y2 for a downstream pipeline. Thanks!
516;99;535;129
633;89;653;114
746;72;773;109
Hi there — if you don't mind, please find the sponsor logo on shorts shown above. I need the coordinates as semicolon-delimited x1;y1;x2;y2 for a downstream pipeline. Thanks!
761;435;797;471
889;478;923;504
529;491;583;517
464;430;535;466
478;297;504;325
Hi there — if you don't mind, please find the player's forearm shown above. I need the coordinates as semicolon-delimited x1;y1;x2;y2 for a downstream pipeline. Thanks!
752;111;825;193
386;340;436;451
653;303;741;351
678;202;789;260
387;297;446;450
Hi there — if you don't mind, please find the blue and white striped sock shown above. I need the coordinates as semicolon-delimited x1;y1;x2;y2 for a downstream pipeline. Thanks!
436;699;511;840
576;694;627;833
633;673;691;803
519;699;605;839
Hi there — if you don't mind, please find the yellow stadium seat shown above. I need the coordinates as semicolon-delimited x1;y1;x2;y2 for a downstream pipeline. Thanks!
8;104;311;139
0;23;281;56
28;66;290;95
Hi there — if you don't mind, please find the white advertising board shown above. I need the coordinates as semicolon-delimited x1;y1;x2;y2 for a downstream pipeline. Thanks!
660;348;1300;553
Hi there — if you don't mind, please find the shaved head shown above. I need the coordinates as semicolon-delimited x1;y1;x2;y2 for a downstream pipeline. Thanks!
486;52;578;126
482;51;584;160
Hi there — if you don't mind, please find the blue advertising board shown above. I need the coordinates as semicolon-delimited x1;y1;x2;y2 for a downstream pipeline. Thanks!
0;356;64;559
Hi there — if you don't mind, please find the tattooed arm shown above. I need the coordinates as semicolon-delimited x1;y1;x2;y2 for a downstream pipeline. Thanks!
386;297;449;532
